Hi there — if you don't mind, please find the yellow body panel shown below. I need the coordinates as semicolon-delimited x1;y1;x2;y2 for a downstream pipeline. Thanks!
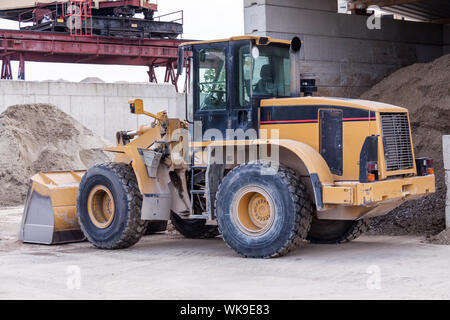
320;174;435;219
260;97;417;181
322;186;353;205
192;138;334;185
261;120;374;181
323;175;435;207
261;96;408;113
261;123;319;154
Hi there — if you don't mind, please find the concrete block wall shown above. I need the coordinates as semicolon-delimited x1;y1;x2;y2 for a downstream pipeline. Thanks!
0;80;185;143
244;0;446;98
444;135;450;229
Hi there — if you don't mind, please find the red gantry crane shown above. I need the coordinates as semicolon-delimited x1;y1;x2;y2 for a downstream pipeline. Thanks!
0;1;186;91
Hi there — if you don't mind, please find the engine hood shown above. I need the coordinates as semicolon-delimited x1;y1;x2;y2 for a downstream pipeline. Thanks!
260;97;408;113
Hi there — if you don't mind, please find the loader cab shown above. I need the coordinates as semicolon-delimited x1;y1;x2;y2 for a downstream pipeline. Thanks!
178;37;292;141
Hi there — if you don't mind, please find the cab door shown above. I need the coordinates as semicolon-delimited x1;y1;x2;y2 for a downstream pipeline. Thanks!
229;40;258;135
192;42;230;141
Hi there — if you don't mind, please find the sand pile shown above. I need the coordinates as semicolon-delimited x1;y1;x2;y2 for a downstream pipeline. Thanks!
361;54;450;236
426;228;450;245
0;104;112;206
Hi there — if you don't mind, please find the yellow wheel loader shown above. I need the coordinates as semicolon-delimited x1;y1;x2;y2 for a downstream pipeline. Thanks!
20;36;436;258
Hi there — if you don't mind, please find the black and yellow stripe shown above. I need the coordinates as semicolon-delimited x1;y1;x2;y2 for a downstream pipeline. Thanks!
260;105;376;124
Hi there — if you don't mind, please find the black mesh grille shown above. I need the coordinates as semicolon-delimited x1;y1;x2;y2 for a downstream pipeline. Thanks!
380;113;414;171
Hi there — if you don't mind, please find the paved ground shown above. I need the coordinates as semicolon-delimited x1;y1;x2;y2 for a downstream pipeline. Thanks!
1;206;450;300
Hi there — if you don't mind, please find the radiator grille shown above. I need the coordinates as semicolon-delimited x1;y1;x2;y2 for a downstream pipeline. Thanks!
380;113;414;171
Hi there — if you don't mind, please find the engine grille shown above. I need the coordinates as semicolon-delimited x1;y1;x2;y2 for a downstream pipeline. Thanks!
380;113;414;171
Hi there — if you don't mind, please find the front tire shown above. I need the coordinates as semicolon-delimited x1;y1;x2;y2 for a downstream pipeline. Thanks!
215;162;313;258
77;163;147;249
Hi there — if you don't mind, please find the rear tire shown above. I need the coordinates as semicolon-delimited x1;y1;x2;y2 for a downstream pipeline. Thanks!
144;221;168;235
77;163;147;249
170;212;219;239
215;162;313;258
307;217;369;244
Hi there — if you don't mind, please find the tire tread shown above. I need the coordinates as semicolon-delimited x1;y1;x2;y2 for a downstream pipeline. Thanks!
77;162;147;249
215;161;313;258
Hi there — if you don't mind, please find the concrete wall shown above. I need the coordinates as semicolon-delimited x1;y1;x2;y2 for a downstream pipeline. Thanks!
244;0;446;98
444;135;450;229
0;80;185;143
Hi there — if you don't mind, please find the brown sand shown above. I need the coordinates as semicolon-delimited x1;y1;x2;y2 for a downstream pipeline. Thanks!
361;54;450;236
0;104;112;206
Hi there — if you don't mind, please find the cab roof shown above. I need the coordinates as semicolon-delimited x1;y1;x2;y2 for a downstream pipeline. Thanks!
180;36;291;47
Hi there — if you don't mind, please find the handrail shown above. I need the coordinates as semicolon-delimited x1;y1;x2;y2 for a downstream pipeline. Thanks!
153;10;183;24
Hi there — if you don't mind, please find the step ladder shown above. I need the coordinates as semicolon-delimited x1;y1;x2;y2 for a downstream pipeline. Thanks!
189;149;209;219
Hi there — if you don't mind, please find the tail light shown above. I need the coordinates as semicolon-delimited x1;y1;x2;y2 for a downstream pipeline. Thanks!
367;161;378;182
415;158;434;176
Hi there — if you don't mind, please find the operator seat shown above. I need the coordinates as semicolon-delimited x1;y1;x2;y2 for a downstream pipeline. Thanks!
254;64;276;96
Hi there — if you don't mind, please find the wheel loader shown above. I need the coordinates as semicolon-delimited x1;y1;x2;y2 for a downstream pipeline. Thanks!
19;36;436;258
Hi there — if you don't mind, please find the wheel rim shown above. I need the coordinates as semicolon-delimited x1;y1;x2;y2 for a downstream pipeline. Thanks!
232;186;275;236
87;185;115;229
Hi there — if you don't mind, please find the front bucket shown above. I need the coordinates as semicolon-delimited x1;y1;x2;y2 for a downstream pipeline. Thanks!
19;171;87;245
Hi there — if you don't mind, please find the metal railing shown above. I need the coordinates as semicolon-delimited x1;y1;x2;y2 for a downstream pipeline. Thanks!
153;10;183;24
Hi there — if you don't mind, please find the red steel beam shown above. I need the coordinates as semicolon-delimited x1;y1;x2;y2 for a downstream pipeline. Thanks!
0;29;185;66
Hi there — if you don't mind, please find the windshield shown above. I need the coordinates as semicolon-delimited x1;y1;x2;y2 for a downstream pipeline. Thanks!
251;45;290;97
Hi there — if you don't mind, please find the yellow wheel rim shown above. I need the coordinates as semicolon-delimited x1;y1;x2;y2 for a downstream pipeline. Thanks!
232;186;275;236
87;185;115;229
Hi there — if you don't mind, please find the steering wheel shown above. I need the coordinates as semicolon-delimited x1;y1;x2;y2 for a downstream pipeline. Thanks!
201;89;226;109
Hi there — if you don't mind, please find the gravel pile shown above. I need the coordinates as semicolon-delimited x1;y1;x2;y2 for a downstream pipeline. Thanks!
361;54;450;236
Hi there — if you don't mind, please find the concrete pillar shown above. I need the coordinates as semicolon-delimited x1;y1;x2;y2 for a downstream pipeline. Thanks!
244;0;444;98
443;135;450;229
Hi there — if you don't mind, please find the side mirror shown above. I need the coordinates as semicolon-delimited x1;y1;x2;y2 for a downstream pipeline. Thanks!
177;46;185;76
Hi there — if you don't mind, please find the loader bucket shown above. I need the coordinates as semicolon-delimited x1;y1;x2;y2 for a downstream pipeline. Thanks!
19;171;87;245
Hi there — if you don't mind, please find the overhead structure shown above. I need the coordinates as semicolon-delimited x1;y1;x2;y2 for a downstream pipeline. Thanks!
0;0;183;39
0;1;187;90
348;0;450;23
0;29;186;90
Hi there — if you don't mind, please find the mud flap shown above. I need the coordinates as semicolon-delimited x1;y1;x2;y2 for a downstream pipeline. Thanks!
141;193;172;221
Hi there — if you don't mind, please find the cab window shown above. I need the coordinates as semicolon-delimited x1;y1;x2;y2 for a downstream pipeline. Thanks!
252;45;290;97
198;48;227;111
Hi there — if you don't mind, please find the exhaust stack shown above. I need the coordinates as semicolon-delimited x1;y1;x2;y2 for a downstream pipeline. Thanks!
290;36;302;97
